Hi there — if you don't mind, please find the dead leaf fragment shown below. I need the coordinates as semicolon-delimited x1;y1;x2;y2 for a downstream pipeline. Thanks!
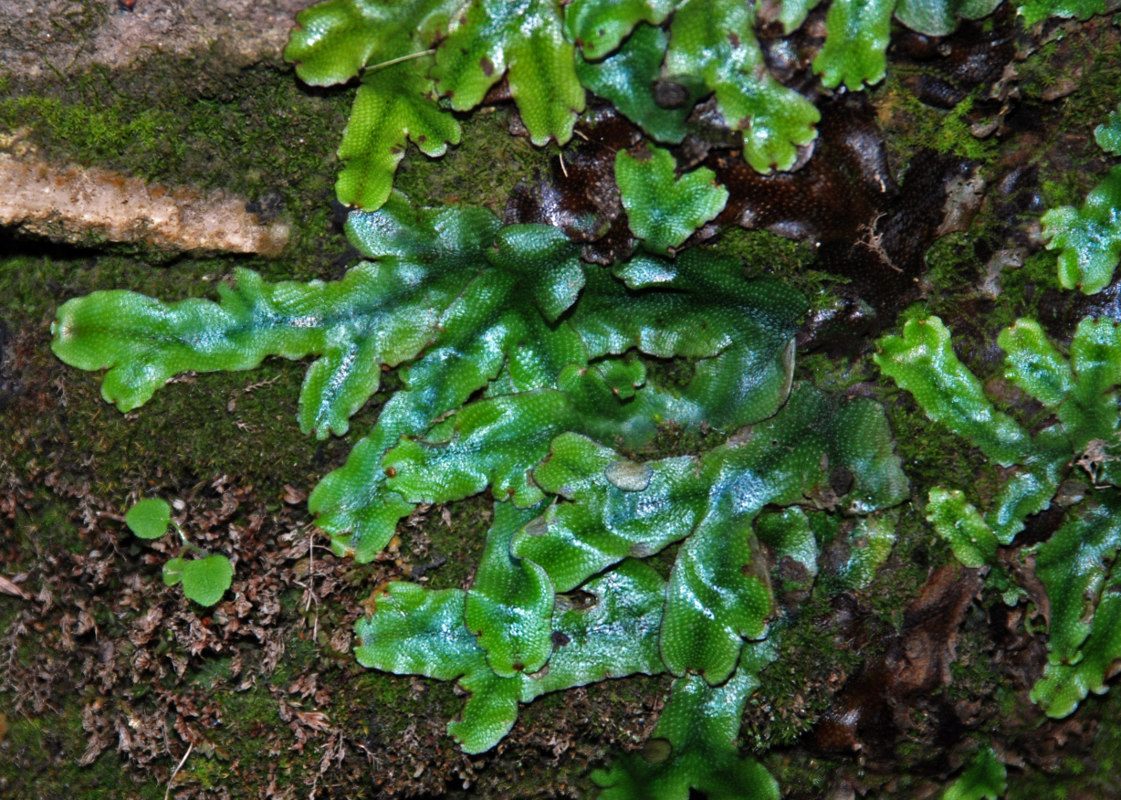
0;574;29;599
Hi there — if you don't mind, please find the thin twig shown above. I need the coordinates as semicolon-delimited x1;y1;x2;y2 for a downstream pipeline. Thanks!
165;741;193;800
307;526;319;642
295;526;322;642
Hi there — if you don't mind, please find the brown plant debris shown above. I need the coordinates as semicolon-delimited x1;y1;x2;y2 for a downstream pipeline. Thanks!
812;564;983;763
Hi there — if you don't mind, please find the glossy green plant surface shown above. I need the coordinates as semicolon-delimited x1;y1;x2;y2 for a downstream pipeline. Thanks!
61;0;1121;791
53;198;506;440
285;0;464;208
1093;105;1121;156
462;502;555;677
875;317;1032;470
665;0;819;172
286;0;585;208
53;179;909;790
285;0;461;85
514;385;906;683
1042;106;1121;294
1032;501;1121;668
894;0;1002;36
879;317;1121;547
829;512;899;589
574;23;701;145
564;0;676;60
284;0;1091;213
1029;497;1121;718
335;63;462;209
778;0;824;32
592;644;781;800
574;0;821;168
1031;569;1121;717
1043;166;1121;295
355;558;667;753
925;488;998;568
51;195;813;536
877;315;1121;718
814;0;894;91
432;0;585;145
1013;0;1106;25
614;144;728;252
310;199;807;563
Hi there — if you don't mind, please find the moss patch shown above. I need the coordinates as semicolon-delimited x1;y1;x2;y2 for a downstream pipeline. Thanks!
0;705;164;800
393;107;558;214
875;79;998;167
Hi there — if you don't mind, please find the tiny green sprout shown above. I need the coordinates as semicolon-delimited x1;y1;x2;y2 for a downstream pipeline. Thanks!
124;498;233;607
162;556;235;607
941;746;1006;800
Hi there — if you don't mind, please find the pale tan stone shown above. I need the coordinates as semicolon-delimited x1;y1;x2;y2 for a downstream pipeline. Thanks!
0;150;289;256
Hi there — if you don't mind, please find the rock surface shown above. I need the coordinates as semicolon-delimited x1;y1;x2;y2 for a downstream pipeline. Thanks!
0;146;290;254
0;0;305;79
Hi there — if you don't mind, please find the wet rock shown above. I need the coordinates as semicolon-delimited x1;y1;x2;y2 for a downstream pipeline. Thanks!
506;104;640;265
894;7;1017;109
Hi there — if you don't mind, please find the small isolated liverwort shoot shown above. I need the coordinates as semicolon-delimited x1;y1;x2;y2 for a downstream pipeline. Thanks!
124;497;233;607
